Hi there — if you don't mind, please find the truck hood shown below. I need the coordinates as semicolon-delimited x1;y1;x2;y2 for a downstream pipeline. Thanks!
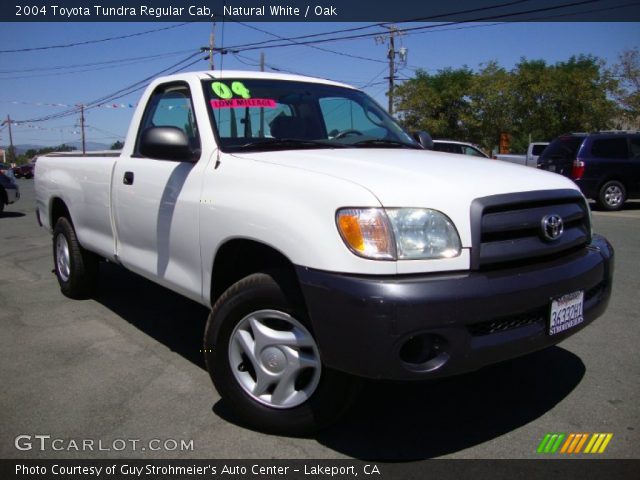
231;148;579;247
232;148;577;205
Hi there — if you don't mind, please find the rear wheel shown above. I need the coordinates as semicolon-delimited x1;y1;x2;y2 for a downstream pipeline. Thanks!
53;217;98;298
204;271;359;435
597;180;626;211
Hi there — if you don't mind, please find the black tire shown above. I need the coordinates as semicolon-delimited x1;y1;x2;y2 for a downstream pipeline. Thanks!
597;180;626;211
52;217;98;299
204;271;359;435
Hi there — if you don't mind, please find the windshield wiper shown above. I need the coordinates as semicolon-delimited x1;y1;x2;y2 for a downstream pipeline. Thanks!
233;138;345;151
352;139;422;149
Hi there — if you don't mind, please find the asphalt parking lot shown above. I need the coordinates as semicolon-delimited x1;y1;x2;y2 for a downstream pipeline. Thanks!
1;178;639;460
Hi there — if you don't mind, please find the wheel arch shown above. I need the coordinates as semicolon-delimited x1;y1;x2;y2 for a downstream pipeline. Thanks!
209;238;302;307
50;197;73;228
597;176;628;193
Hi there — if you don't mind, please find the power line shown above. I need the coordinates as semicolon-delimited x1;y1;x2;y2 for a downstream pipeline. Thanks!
13;51;203;124
219;0;604;54
0;23;193;53
0;53;197;81
234;21;386;64
360;66;390;88
221;0;534;51
232;52;312;77
0;49;195;75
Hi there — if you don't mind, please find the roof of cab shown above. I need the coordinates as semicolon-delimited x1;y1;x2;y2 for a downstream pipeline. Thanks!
152;70;357;90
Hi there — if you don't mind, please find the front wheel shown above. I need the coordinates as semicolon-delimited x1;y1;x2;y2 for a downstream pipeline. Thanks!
597;180;626;211
204;272;359;435
53;217;98;299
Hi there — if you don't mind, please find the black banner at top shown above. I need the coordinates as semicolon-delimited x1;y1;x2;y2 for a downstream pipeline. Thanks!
3;0;640;22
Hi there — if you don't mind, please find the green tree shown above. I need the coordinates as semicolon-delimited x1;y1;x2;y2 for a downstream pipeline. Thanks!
510;59;557;151
612;48;640;128
394;67;474;140
467;61;513;152
395;55;620;154
548;55;618;134
110;140;124;150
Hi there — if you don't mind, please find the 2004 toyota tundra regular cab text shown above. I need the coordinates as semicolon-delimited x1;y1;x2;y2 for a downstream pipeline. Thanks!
35;71;614;434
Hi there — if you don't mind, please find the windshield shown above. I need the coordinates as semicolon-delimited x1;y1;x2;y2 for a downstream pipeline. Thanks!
203;78;418;152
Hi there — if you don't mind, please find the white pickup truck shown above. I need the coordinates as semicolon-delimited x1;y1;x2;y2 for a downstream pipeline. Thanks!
35;71;613;434
495;142;549;167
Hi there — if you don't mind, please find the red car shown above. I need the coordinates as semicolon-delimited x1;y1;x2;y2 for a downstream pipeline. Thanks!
12;163;34;179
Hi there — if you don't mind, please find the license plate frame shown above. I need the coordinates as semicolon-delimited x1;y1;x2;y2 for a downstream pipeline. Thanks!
548;291;584;336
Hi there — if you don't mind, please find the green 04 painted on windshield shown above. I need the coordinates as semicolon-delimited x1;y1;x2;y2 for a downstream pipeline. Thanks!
212;81;251;99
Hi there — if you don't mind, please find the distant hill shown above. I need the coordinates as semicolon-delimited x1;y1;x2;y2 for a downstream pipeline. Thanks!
2;141;111;155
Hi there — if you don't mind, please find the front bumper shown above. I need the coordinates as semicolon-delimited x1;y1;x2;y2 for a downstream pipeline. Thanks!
296;235;614;381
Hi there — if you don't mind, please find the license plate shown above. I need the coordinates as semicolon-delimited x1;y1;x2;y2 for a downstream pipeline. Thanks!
549;291;584;336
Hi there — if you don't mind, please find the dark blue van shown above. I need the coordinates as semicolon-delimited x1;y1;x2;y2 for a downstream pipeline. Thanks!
538;132;640;211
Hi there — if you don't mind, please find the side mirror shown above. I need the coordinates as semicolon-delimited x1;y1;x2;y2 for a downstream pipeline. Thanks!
413;131;434;150
139;127;195;162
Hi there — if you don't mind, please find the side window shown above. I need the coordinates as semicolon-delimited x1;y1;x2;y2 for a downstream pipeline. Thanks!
319;97;386;138
434;143;460;154
137;84;200;156
463;146;485;157
531;144;547;156
590;138;628;159
630;136;640;159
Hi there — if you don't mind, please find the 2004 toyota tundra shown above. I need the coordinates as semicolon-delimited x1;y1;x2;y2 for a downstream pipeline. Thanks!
35;71;614;434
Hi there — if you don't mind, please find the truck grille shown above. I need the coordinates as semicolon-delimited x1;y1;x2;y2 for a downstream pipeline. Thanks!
467;308;546;337
466;281;605;338
470;190;591;270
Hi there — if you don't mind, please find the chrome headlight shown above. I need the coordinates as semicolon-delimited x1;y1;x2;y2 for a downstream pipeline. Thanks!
336;208;461;260
386;208;461;259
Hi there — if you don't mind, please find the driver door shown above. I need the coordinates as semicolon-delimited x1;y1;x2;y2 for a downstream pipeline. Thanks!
112;82;205;301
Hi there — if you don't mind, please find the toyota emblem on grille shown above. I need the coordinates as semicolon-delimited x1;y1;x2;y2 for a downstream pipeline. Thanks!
541;214;564;241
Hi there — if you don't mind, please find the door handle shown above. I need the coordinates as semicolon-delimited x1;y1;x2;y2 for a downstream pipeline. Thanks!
123;171;134;185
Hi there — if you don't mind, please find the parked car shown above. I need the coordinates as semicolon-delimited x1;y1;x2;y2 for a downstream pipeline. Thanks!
495;142;549;167
432;140;489;158
0;162;20;213
538;131;640;210
529;142;549;165
13;163;35;179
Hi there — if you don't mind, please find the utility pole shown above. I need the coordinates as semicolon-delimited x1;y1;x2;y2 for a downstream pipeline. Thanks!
259;52;265;137
387;31;395;115
79;104;86;155
376;26;407;116
6;114;15;164
209;22;215;70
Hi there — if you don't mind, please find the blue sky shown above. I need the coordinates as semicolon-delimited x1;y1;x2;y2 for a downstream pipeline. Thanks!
0;21;638;147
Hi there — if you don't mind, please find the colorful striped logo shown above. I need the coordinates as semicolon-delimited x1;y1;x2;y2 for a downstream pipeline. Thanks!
537;433;613;454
